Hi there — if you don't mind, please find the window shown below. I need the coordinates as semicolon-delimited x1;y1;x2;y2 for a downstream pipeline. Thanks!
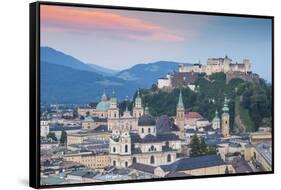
141;128;144;133
125;161;128;167
113;147;116;152
133;157;137;163
125;144;128;153
167;154;171;162
113;160;116;166
148;128;151;133
150;156;155;164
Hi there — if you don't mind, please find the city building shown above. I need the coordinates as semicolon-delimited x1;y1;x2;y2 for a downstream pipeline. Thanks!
154;155;235;177
64;152;110;169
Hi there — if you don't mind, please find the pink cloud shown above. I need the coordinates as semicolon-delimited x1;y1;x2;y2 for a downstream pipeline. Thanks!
40;5;184;42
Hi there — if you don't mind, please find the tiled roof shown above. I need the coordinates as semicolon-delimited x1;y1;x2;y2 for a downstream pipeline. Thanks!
185;112;203;119
129;163;156;174
160;155;225;172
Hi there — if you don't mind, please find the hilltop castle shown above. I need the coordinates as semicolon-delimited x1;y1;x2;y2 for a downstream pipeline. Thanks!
158;56;256;89
179;56;251;75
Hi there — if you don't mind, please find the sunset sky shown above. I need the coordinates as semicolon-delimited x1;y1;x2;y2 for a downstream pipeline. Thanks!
40;5;272;81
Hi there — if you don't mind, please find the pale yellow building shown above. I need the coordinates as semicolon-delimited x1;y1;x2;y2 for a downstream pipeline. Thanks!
64;152;110;169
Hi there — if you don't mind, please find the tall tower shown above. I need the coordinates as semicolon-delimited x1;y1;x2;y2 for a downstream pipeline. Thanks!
109;123;131;168
133;90;144;118
176;90;185;131
108;90;119;131
221;97;230;137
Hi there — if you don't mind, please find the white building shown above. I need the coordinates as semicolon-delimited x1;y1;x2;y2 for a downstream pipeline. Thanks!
40;120;49;137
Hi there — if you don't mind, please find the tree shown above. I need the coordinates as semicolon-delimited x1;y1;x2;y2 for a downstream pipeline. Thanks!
47;132;57;141
199;138;208;155
60;130;67;145
190;134;201;157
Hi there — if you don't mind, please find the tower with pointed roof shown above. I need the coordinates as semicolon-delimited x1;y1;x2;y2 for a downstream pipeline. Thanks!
108;90;120;131
133;89;144;118
176;90;185;131
221;97;230;137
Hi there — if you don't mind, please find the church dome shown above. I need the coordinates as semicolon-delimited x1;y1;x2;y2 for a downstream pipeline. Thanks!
138;114;156;126
96;101;110;111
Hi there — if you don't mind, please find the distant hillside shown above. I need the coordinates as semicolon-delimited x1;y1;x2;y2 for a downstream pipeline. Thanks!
41;62;137;104
87;63;119;76
116;61;191;87
41;47;118;76
40;47;193;103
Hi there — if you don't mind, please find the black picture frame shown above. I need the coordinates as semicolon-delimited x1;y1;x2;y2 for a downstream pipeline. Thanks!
29;1;274;189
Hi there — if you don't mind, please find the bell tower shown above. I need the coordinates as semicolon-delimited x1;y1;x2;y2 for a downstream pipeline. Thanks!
221;97;230;137
133;89;144;118
108;90;119;131
176;90;185;131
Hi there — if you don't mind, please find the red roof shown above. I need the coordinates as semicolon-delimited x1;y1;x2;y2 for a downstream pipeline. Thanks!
185;112;203;119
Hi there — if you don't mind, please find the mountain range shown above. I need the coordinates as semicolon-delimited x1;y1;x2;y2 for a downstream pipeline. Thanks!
40;47;190;104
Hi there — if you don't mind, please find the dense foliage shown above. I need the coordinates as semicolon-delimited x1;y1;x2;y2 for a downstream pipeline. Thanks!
133;73;272;132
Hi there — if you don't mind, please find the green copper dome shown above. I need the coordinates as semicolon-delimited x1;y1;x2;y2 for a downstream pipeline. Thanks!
96;91;110;111
96;101;110;111
212;110;220;123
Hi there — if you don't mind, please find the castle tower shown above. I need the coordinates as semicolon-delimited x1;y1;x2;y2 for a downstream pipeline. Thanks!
212;110;221;130
223;55;231;72
243;59;251;72
176;90;185;131
133;90;144;118
221;97;230;137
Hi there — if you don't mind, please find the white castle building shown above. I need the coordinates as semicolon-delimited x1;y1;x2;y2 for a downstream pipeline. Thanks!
179;56;251;75
157;56;251;89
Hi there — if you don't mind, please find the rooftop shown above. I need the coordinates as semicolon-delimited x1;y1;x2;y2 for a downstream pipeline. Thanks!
159;155;225;172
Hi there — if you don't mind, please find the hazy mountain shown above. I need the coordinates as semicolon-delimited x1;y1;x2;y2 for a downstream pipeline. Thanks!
41;62;137;104
41;47;118;76
87;63;119;76
40;47;191;103
116;61;191;87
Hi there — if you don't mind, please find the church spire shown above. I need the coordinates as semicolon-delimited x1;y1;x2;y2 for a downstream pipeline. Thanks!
177;89;184;109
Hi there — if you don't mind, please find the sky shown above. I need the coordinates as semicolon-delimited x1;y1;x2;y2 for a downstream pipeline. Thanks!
40;5;272;82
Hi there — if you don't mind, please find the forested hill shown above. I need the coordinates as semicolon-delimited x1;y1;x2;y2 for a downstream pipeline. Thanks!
136;72;272;132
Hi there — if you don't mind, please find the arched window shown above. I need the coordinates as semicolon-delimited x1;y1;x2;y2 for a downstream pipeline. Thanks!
113;147;116;152
150;156;155;164
141;128;144;133
113;160;116;166
133;157;137;164
125;144;128;153
125;161;128;167
148;128;151;133
167;154;171;162
153;127;156;133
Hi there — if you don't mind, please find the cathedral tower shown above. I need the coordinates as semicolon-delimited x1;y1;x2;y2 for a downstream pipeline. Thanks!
176;90;185;131
108;90;119;131
221;97;230;137
133;90;144;118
